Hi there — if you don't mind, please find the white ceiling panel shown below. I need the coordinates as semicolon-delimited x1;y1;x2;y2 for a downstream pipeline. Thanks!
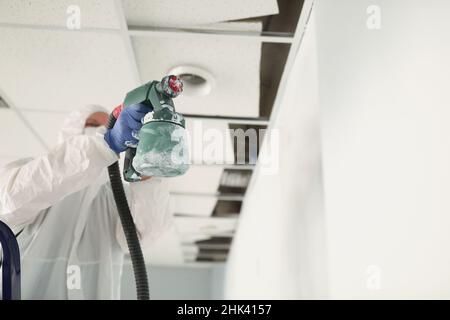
0;109;46;158
169;165;223;194
0;28;135;112
179;233;211;245
133;22;262;118
182;244;199;261
171;194;217;217
22;111;69;148
175;216;238;237
0;0;120;29
123;0;278;27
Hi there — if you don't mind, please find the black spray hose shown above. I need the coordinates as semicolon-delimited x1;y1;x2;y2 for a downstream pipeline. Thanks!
106;114;150;300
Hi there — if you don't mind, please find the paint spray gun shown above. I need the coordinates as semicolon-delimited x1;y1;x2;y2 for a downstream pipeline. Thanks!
106;75;189;300
108;75;189;182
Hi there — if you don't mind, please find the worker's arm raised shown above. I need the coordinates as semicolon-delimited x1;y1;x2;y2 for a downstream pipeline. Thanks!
0;135;117;231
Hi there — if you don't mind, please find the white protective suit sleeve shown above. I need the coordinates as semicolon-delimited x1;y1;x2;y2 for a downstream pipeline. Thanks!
115;177;172;253
0;135;118;231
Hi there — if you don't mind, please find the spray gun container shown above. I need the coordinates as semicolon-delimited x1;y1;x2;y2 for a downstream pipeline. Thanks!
122;78;189;182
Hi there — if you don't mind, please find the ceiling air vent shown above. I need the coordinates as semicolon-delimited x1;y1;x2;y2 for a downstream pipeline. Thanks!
0;97;10;109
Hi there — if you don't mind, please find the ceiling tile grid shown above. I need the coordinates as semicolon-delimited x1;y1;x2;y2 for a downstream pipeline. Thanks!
0;28;135;113
132;22;262;118
123;0;278;27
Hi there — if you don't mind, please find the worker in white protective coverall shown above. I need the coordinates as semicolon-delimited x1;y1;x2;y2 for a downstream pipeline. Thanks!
0;104;171;299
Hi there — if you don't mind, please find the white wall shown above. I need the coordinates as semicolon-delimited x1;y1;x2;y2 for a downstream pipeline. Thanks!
225;11;328;299
210;264;227;299
317;0;450;298
224;0;450;300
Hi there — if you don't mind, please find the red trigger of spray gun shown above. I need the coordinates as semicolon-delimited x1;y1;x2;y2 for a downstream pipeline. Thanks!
111;75;183;120
168;75;183;95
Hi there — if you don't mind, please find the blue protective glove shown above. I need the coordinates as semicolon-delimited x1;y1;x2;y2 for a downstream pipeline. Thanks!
104;103;152;153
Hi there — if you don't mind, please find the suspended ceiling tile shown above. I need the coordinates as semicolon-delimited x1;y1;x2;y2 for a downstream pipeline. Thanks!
123;0;278;27
179;233;211;245
169;165;223;194
0;109;46;158
0;0;120;29
171;194;217;217
0;28;135;112
182;244;199;262
133;22;262;118
196;22;264;32
175;216;238;237
22;111;69;148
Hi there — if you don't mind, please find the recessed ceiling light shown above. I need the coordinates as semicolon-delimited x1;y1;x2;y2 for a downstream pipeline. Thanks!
168;66;215;97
